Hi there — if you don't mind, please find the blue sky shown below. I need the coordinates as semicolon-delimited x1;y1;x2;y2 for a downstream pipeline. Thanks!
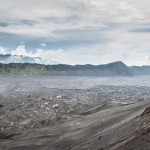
0;0;150;65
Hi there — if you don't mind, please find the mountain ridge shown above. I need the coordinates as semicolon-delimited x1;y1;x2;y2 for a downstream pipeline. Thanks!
0;59;149;76
0;61;133;76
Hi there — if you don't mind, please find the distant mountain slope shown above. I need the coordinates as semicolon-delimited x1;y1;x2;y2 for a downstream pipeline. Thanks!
0;61;133;76
98;61;133;76
131;66;150;75
0;54;150;76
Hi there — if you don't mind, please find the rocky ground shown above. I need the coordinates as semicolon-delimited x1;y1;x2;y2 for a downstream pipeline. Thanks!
0;76;150;150
107;106;150;150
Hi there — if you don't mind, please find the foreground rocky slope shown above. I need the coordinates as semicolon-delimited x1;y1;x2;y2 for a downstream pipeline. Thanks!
110;106;150;150
0;77;150;150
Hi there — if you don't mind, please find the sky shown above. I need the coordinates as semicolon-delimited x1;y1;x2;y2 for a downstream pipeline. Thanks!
0;0;150;66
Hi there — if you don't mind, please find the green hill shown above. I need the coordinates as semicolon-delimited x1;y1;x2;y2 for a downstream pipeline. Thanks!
0;61;133;76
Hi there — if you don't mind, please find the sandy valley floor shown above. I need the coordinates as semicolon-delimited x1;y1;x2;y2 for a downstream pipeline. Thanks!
0;76;150;150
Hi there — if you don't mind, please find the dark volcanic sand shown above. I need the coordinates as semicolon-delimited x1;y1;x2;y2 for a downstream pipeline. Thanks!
0;76;150;150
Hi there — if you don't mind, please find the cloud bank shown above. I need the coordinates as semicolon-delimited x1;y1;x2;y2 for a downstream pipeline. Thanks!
0;44;149;66
0;0;150;65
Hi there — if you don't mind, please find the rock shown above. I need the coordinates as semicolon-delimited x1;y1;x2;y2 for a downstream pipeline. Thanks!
27;95;31;98
52;104;59;109
0;104;3;107
141;106;150;116
11;108;16;111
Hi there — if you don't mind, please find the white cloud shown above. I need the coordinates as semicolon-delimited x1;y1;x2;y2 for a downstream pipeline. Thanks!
0;44;147;66
6;45;64;64
34;48;65;63
0;47;7;55
40;43;47;47
11;45;33;57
